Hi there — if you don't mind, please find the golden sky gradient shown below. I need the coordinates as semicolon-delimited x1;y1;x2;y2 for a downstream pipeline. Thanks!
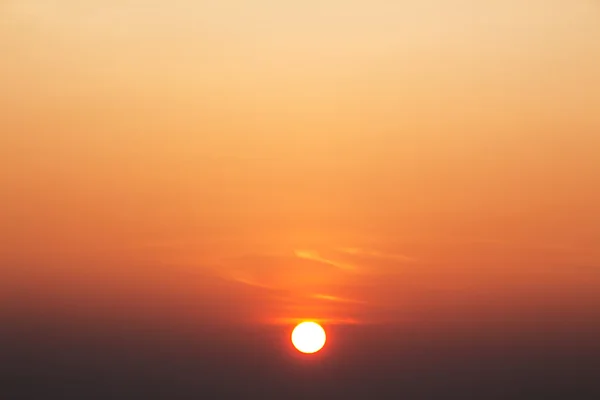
1;1;599;327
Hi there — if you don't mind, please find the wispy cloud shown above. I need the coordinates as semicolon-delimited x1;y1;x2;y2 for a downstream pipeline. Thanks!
310;293;368;304
293;250;357;271
215;253;354;292
226;272;275;290
336;247;415;262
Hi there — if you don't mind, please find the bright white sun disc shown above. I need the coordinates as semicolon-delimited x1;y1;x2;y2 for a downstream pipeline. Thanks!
291;322;326;354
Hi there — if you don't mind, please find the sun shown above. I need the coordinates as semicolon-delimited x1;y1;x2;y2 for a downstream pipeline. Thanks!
291;322;326;354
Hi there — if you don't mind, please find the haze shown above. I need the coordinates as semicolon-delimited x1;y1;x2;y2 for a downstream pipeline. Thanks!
1;1;599;397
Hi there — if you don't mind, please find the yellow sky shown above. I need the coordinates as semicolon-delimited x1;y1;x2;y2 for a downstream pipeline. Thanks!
1;0;599;325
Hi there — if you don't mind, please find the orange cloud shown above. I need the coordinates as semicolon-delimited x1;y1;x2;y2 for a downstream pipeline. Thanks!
293;250;357;272
310;293;368;304
336;247;415;262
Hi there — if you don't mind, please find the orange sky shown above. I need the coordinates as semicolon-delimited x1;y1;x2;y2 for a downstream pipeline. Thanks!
1;0;599;328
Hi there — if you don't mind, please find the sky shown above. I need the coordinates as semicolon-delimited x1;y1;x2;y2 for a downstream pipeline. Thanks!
1;1;600;398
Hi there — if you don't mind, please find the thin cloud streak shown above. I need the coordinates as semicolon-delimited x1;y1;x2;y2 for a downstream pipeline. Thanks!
311;293;368;304
293;250;357;272
336;247;416;262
